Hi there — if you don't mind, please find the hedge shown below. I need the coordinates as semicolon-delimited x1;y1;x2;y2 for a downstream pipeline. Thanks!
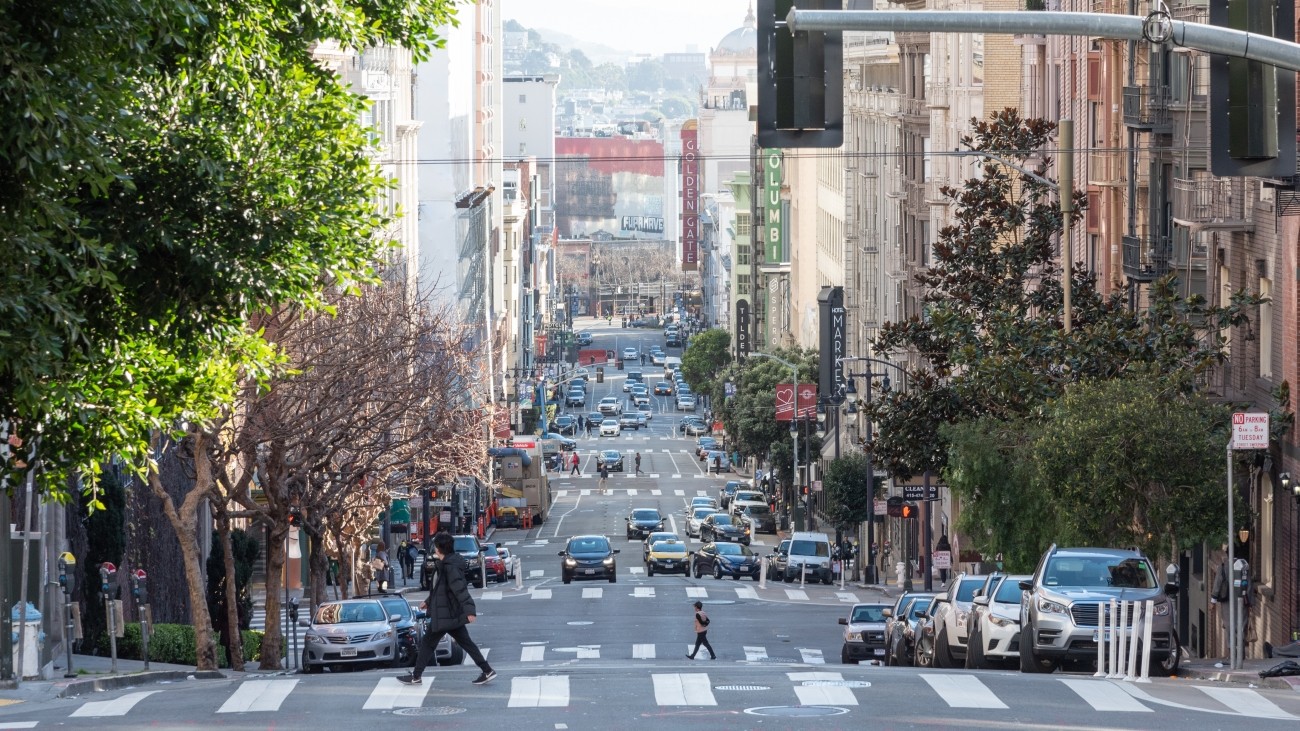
94;623;263;667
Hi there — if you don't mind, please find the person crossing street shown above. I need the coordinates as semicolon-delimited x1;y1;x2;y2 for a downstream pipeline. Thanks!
398;531;497;686
599;461;610;494
570;451;581;476
686;601;716;660
634;452;643;475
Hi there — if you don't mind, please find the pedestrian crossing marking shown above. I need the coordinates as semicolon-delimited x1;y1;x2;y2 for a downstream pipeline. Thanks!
672;474;682;479
628;567;645;575
462;648;490;665
922;674;1007;709
686;587;707;598
1058;679;1150;712
836;592;860;603
744;646;768;662
0;723;39;729
634;587;655;598
508;676;569;707
528;570;545;578
582;587;603;599
1198;686;1295;719
580;489;591;496
520;645;546;662
734;587;758;599
71;691;159;717
674;489;685;496
627;489;638;495
651;489;662;495
798;649;825;664
696;490;708;496
481;591;502;600
531;589;552;599
503;540;520;546
363;677;433;709
652;673;717;706
217;679;298;713
785;589;809;601
633;643;656;659
790;671;858;706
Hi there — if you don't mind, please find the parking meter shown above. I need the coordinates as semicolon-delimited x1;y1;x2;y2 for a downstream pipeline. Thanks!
131;569;147;604
287;597;301;670
99;562;117;597
57;552;76;595
287;596;300;623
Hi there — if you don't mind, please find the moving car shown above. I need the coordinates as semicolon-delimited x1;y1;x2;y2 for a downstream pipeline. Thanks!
625;507;666;539
687;496;718;513
618;412;641;430
646;540;689;576
598;396;623;415
642;531;680;562
653;381;674;395
353;593;426;668
703;449;729;471
678;417;709;436
718;480;743;508
925;573;987;668
839;603;890;664
597;449;624;471
636;405;654;422
685;507;718;538
559;535;619;584
697;437;720;458
651;351;667;366
585;411;607;429
553;415;577;435
735;503;777;534
675;394;696;411
565;389;586;407
965;574;1031;669
691;541;761;580
622;347;639;361
699;513;749;545
600;418;621;437
421;534;485;589
576;331;593;346
300;599;400;673
540;433;577;451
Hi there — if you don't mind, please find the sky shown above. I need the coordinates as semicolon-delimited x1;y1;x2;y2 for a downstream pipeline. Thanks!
502;0;754;57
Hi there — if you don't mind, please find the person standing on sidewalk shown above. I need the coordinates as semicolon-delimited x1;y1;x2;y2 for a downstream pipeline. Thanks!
634;452;643;475
570;451;581;476
686;601;715;660
399;531;497;686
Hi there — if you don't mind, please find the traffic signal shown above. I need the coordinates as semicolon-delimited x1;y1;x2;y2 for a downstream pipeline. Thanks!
886;496;903;518
288;507;302;526
899;503;919;519
596;367;604;383
1209;0;1296;177
801;485;810;496
757;0;843;148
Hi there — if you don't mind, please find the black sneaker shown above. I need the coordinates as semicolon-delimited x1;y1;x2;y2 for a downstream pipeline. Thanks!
472;670;497;685
396;674;422;685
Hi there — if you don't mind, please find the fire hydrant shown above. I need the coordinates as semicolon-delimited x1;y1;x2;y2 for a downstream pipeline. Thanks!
895;561;906;587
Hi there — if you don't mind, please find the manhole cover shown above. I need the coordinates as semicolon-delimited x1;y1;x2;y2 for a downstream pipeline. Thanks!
567;621;593;625
394;706;468;717
715;685;771;691
744;706;850;718
802;680;871;688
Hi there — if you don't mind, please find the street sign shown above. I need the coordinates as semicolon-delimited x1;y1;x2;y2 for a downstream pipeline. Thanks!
1230;412;1270;450
933;551;952;570
874;499;887;516
902;483;939;501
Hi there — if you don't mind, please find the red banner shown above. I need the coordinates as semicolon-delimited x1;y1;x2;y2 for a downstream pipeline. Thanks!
775;383;818;421
680;121;699;271
577;348;609;366
492;407;511;440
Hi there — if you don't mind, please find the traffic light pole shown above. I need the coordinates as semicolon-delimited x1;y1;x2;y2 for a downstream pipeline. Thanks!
786;9;1300;73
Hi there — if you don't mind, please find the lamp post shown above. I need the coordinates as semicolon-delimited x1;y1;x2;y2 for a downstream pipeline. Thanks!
837;356;909;585
750;352;802;530
1285;472;1297;640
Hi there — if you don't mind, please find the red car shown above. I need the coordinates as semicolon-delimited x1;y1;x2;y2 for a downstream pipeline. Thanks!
480;542;507;583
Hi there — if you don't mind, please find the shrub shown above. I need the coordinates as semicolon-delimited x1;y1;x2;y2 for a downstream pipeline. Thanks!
93;623;263;667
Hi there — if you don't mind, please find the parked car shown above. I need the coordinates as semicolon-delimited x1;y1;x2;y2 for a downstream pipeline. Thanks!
540;433;577;451
646;540;689;576
559;535;619;584
699;512;749;545
925;573;987;668
681;420;710;436
642;531;680;562
625;507;666;539
729;491;766;514
885;594;937;667
675;394;696;411
299;599;401;673
696;437;720;458
1018;545;1180;675
965;574;1031;669
691;541;761;580
421;534;484;589
353;593;425;667
685;507;718;538
912;597;945;668
496;546;520;581
597;449;624;471
599;419;621;437
839;603;891;664
478;542;508;583
767;539;791;581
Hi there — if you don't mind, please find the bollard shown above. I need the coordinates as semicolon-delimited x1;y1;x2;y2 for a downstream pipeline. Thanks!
479;553;487;590
1094;600;1107;677
515;558;524;591
759;558;767;590
1123;601;1141;682
1136;599;1155;683
1114;601;1130;679
800;562;807;587
1106;598;1120;679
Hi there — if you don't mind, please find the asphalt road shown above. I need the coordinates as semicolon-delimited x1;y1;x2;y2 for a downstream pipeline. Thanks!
4;321;1300;729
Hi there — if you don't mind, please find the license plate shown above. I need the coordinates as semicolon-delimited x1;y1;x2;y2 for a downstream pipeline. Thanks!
1092;629;1133;642
663;561;674;566
874;649;886;656
585;569;596;575
339;647;358;657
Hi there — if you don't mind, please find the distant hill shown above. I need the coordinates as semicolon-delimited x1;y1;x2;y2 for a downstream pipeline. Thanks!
512;23;642;66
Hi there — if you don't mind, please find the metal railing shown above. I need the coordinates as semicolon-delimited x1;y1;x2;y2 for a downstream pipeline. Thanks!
1122;234;1171;281
1122;86;1172;130
1172;176;1247;223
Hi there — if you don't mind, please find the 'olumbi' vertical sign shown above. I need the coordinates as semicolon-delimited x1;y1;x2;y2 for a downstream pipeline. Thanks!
763;149;784;263
680;120;699;271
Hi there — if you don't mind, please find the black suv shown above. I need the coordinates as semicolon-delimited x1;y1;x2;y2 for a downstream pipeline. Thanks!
699;513;749;545
559;535;619;584
625;508;666;539
420;534;484;590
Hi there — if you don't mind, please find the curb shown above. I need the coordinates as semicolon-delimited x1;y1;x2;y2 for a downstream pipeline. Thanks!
57;670;227;698
1176;666;1300;691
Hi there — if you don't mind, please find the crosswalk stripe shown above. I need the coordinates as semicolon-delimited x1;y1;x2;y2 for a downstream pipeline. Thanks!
217;680;299;713
734;587;758;599
921;674;1007;709
363;677;433;709
70;691;159;717
652;673;717;705
555;490;568;498
634;587;655;598
836;592;860;603
508;676;569;707
1058;679;1150;712
798;649;825;664
686;587;707;598
790;671;858;706
785;589;809;601
580;489;591;496
633;643;656;659
651;489;662;495
695;490;708;496
674;490;685;496
628;489;638;495
0;723;39;729
628;567;645;575
1198;686;1295;719
531;589;552;599
744;646;768;662
582;587;603;599
520;645;546;662
480;591;502;600
462;648;490;665
528;569;545;578
672;474;683;479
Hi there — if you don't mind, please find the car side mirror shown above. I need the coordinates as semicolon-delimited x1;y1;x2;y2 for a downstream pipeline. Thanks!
390;613;402;623
972;595;990;607
882;608;893;618
298;619;311;627
838;617;848;625
1018;580;1033;591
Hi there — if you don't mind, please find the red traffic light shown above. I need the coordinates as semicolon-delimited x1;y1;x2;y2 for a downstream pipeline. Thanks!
900;503;919;519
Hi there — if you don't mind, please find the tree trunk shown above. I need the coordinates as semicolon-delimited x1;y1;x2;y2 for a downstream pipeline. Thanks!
259;523;287;670
307;525;329;610
218;510;245;671
147;435;218;671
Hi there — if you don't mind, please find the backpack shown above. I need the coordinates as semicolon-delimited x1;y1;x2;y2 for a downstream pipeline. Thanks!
697;611;709;627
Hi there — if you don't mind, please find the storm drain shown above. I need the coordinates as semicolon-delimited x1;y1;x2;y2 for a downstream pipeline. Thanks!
394;706;468;717
714;685;771;691
744;706;850;717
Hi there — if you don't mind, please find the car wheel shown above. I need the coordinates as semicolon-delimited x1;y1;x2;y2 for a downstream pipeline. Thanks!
647;565;654;577
608;572;617;583
965;626;987;670
914;637;932;668
841;647;856;665
933;625;952;668
692;561;702;578
563;573;572;585
1150;631;1181;677
752;572;760;582
884;636;896;667
1018;623;1056;673
713;564;723;580
302;651;320;674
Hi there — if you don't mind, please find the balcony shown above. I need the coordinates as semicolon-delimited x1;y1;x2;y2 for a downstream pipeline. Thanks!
1087;151;1124;187
898;97;929;121
1122;234;1171;282
1171;176;1253;231
1123;86;1172;132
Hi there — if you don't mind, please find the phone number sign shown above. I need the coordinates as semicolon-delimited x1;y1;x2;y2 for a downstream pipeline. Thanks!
1231;412;1269;450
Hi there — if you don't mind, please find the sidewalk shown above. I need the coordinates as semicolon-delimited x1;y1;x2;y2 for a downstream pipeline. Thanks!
1178;656;1300;691
0;653;232;703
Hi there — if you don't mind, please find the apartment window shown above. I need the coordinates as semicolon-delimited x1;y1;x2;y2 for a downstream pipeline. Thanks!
737;275;751;295
1260;476;1275;587
737;244;750;266
736;213;751;237
1259;277;1272;378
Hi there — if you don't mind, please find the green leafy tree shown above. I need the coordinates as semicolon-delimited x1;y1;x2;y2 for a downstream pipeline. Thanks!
822;453;876;529
681;329;732;398
717;348;818;488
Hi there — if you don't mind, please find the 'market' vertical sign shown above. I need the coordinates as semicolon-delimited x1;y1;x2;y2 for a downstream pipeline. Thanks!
818;286;846;398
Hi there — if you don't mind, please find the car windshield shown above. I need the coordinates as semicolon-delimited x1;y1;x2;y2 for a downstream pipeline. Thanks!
711;514;734;526
652;541;685;554
716;543;751;556
722;484;738;494
994;577;1027;603
453;537;478;553
632;509;660;520
911;597;936;618
743;506;772;516
790;540;830;557
647;532;677;543
1044;556;1157;588
692;508;715;520
851;606;887;623
377;597;411;619
956;578;985;602
569;538;610;553
315;601;386;624
736;492;763;502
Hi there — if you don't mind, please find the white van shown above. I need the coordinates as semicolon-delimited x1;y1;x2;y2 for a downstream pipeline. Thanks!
664;356;682;379
786;531;834;584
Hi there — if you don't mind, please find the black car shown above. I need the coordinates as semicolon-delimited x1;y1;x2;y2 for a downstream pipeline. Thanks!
598;449;624;471
553;414;577;435
541;433;577;450
691;541;761;580
885;594;938;667
735;503;777;533
699;513;749;545
576;332;593;346
718;481;744;509
421;534;485;589
586;411;607;429
559;535;619;584
625;508;666;539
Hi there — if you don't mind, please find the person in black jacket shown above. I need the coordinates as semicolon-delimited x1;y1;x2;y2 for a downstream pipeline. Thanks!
398;531;497;685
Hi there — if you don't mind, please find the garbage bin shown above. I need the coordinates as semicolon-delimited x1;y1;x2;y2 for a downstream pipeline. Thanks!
10;602;43;679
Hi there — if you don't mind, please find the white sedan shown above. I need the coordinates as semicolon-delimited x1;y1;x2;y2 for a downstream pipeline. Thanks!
600;418;622;437
622;347;639;361
685;507;718;538
964;574;1031;669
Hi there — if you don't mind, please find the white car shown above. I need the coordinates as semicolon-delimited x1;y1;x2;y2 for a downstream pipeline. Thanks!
600;418;622;437
622;347;639;361
636;405;654;421
651;352;666;365
598;396;623;415
686;496;718;514
926;573;987;668
685;507;718;538
965;574;1031;669
675;394;696;411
